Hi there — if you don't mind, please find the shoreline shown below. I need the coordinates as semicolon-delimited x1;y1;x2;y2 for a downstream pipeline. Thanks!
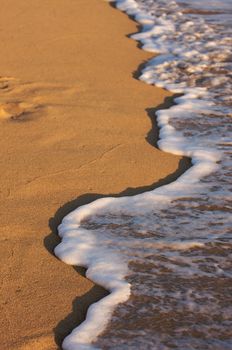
0;1;190;349
58;1;230;349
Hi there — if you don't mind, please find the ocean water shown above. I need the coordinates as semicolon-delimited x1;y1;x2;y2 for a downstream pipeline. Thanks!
54;0;232;349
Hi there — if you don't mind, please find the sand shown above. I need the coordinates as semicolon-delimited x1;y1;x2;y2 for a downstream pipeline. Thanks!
0;1;190;349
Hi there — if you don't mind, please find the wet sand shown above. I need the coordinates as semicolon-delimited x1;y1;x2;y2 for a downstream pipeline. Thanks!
0;1;190;349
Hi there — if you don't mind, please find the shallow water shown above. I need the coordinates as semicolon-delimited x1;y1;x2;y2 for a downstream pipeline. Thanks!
55;1;232;349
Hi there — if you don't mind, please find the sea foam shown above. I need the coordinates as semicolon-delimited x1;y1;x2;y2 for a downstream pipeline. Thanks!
55;0;232;349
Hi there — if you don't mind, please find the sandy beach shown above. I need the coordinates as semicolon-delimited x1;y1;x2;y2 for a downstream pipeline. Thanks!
0;1;190;349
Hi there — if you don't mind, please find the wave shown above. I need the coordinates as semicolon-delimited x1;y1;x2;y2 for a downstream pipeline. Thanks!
54;1;232;349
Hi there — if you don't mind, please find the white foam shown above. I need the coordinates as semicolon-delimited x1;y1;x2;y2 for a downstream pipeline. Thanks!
54;0;230;349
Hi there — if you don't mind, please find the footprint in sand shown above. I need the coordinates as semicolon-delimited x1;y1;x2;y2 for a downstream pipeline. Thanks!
0;75;81;122
0;76;39;121
0;81;9;90
0;101;37;120
0;76;15;89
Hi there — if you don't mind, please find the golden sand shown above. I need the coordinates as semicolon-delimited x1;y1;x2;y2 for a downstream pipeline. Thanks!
0;1;190;349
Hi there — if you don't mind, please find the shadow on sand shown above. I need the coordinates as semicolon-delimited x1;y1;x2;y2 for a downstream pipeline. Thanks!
44;4;191;347
44;126;191;348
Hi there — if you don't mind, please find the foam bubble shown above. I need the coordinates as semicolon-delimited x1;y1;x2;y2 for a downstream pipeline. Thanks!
55;0;232;348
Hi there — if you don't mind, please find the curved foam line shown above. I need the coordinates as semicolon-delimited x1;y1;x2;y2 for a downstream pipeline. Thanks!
54;1;221;349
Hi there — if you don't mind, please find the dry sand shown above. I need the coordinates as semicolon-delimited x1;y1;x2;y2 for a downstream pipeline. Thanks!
0;1;190;349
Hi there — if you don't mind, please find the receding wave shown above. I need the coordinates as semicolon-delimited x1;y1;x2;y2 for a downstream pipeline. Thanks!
54;1;232;349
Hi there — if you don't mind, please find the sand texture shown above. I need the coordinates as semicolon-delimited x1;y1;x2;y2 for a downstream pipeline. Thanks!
0;1;190;349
